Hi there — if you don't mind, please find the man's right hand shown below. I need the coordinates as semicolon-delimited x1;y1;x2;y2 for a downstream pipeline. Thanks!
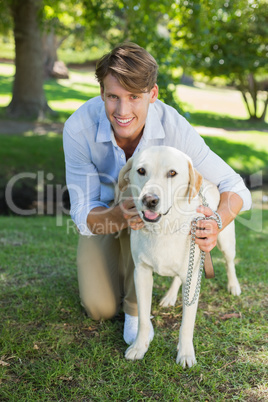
121;197;144;231
87;197;144;235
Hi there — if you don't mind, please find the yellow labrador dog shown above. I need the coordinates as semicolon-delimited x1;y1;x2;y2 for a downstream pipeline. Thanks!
118;146;241;368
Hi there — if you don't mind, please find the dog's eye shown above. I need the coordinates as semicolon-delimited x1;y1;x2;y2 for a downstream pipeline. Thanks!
167;170;177;178
137;167;146;176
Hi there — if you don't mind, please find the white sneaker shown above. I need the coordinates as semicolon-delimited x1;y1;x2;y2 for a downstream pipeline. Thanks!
123;313;154;345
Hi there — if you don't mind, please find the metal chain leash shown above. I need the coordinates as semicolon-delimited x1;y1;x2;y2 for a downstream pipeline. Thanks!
183;187;222;307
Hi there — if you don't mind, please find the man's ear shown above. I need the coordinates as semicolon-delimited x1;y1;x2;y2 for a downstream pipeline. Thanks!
149;84;158;104
188;161;203;203
118;157;133;191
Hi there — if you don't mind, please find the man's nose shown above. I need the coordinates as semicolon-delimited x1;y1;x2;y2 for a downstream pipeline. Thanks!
117;100;130;116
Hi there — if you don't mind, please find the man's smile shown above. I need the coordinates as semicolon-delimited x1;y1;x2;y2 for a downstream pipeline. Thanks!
115;116;135;126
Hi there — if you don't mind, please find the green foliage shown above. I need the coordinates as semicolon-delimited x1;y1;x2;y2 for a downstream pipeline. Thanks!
169;0;268;120
170;0;268;76
82;0;181;109
0;0;13;34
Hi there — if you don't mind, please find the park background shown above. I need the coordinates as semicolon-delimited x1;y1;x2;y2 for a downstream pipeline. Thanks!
0;0;267;400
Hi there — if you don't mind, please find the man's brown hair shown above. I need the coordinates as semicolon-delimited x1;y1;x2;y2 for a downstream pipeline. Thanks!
95;42;158;93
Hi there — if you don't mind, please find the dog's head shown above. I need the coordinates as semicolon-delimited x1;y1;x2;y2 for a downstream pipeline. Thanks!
118;146;202;224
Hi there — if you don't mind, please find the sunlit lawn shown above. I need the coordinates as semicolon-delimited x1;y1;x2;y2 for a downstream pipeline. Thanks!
0;62;267;130
0;63;99;120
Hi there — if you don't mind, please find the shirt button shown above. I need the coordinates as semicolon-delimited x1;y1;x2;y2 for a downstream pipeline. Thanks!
121;154;124;159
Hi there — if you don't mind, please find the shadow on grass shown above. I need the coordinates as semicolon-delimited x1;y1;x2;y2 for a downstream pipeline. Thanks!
187;111;268;131
203;135;268;179
0;75;13;95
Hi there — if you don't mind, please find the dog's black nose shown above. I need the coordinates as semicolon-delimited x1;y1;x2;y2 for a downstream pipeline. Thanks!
142;193;160;209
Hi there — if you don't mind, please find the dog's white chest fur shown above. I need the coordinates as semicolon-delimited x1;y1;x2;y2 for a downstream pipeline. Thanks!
131;228;194;279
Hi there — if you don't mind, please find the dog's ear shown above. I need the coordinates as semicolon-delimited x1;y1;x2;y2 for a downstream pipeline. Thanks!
118;157;133;191
188;161;203;203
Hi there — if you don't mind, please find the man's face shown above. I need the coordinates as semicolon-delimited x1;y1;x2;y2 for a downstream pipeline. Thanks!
101;74;158;146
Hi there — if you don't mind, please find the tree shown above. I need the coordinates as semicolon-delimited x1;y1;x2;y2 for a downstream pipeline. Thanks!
169;0;268;121
1;0;52;119
0;0;84;119
42;2;85;79
0;0;179;119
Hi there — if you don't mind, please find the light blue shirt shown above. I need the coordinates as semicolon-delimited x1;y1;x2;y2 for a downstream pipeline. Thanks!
63;96;252;235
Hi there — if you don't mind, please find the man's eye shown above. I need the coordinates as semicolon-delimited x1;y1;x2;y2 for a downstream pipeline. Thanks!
137;168;146;176
167;170;177;178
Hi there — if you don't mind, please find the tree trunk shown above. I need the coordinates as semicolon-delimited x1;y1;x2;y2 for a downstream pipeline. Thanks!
7;0;53;119
42;30;69;79
240;90;252;119
43;29;58;78
260;92;268;122
248;73;258;118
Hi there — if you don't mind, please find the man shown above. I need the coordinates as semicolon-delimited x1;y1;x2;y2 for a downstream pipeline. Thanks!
63;42;251;344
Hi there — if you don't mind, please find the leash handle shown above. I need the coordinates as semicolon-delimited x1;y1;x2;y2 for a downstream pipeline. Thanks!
204;252;215;279
183;192;222;306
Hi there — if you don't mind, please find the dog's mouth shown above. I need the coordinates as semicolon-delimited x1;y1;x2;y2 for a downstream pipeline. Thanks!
142;207;171;223
142;210;161;223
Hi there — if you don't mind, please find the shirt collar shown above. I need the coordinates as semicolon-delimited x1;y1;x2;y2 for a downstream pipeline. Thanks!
95;100;165;143
96;103;112;143
143;102;165;140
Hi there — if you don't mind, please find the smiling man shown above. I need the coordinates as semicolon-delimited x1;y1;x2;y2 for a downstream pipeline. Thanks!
100;74;158;158
63;42;251;345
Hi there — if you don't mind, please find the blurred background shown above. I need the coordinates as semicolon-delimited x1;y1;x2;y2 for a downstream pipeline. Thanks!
0;0;267;215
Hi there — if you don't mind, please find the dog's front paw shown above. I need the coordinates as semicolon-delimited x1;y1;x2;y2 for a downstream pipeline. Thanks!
125;342;149;361
176;343;196;368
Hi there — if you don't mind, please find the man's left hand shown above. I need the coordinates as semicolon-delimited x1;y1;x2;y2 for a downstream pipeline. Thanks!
194;205;221;252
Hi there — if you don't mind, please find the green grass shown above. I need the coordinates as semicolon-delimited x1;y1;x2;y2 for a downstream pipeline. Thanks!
0;62;268;130
0;38;15;60
189;111;268;131
202;133;268;176
0;134;65;182
0;212;267;400
0;63;99;122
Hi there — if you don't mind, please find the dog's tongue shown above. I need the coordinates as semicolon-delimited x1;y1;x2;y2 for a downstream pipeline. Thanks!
144;210;159;221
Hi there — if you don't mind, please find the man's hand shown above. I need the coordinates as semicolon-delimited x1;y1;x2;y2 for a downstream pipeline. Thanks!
87;196;144;235
121;197;144;230
194;205;220;252
194;191;243;253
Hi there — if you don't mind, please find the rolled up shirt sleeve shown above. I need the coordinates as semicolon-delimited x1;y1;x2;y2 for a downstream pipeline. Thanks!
63;125;109;236
195;147;252;211
178;116;252;211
